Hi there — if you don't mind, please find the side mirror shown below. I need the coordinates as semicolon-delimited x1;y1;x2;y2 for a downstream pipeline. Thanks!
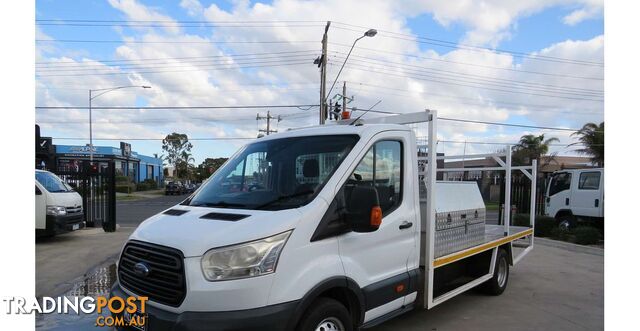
36;186;42;195
346;186;382;232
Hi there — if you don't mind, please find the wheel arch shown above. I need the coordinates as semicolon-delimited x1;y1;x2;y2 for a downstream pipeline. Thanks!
499;243;513;266
554;209;574;220
286;276;365;331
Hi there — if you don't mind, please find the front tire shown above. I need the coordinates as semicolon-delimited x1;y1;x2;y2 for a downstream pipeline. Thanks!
479;248;509;295
297;298;353;331
557;214;576;230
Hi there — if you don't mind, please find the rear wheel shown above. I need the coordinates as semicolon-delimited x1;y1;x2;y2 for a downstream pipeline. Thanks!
297;298;353;331
479;248;509;295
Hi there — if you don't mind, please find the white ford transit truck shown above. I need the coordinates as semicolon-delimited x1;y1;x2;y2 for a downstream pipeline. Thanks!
111;111;536;331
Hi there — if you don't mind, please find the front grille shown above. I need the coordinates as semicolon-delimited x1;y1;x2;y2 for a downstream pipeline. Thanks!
118;241;186;307
66;206;82;214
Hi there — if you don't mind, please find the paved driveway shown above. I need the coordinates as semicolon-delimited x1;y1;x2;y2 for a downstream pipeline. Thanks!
370;240;603;331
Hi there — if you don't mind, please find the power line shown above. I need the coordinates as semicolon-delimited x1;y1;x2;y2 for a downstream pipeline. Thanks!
331;22;603;67
36;60;311;77
35;49;318;66
328;42;603;81
36;19;603;66
36;39;317;44
37;22;325;28
35;104;320;110
345;82;603;116
330;59;602;98
36;19;325;24
36;53;315;72
332;52;603;94
438;117;579;132
328;61;603;102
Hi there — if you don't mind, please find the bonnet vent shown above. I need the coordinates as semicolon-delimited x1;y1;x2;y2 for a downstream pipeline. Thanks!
200;212;249;221
163;209;189;216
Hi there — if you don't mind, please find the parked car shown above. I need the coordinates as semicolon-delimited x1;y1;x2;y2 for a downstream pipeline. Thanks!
544;168;604;229
165;181;185;195
36;170;85;237
185;183;197;194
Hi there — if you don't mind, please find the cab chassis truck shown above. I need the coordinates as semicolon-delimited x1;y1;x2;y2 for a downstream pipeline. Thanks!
110;110;537;330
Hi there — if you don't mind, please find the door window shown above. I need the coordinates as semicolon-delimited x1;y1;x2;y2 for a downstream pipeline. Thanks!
549;172;572;196
578;172;601;190
348;140;403;215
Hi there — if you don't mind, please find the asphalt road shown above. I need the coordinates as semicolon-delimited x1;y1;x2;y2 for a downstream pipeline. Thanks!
36;196;603;330
116;194;186;226
370;241;603;331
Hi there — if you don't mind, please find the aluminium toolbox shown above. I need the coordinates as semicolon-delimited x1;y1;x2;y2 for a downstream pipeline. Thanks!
420;181;487;259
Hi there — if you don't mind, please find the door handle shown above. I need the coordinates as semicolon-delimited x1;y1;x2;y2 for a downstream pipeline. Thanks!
565;198;570;206
399;221;413;230
595;199;599;207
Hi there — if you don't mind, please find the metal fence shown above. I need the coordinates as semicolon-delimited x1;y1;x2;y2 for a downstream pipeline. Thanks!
55;161;117;232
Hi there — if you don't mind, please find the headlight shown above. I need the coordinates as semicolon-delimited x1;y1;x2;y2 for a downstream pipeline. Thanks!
46;206;67;216
201;230;292;281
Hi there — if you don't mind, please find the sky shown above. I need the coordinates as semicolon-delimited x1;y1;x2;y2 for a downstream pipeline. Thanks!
35;0;604;164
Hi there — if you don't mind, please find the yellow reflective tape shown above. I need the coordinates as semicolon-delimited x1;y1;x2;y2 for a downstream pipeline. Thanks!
433;228;533;268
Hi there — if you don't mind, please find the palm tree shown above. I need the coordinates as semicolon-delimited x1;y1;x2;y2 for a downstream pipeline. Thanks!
178;151;195;179
571;122;604;166
512;134;559;165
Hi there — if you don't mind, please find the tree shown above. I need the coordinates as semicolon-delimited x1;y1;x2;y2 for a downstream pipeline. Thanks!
572;122;604;166
177;151;196;179
162;133;193;179
512;134;559;166
195;157;228;181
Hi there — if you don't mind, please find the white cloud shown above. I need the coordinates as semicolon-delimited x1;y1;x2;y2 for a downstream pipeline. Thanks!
400;0;603;46
35;0;604;162
563;1;603;25
180;0;204;17
108;0;181;34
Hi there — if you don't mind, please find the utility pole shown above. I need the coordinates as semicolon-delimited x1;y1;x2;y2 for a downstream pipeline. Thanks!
257;111;280;136
342;81;347;117
319;21;330;125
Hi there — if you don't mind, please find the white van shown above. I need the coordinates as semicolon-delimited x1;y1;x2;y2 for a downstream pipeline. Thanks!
544;168;604;228
110;111;535;331
35;169;85;237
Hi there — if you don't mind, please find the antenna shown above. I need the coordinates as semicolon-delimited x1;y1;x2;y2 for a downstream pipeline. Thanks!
349;100;382;125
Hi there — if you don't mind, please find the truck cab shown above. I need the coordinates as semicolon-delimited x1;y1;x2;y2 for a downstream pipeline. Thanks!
35;169;85;237
544;168;604;228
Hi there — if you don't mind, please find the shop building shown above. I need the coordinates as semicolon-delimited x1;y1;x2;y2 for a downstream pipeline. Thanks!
54;143;163;185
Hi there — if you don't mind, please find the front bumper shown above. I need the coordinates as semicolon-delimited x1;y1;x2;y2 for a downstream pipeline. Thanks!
46;213;84;234
110;281;299;331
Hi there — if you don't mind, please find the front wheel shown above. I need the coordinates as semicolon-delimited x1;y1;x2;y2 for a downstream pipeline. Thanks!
297;298;353;331
557;215;576;230
479;248;509;295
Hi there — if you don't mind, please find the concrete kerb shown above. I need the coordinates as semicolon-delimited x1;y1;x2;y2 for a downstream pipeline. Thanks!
535;237;604;256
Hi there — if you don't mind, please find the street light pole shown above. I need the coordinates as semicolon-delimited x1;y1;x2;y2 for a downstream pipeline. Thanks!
88;85;151;163
323;28;376;122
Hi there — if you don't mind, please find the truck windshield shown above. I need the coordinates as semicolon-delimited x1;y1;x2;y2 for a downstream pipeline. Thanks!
35;171;73;193
187;135;359;210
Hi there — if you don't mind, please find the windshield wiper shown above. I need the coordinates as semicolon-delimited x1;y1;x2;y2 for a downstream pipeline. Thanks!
190;201;247;208
254;190;315;210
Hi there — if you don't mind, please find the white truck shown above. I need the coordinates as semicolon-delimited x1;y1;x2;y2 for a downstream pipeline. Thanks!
35;169;85;237
544;168;604;229
110;111;536;331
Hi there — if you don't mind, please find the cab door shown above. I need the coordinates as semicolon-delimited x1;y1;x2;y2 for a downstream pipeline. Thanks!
337;132;417;322
546;171;572;218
